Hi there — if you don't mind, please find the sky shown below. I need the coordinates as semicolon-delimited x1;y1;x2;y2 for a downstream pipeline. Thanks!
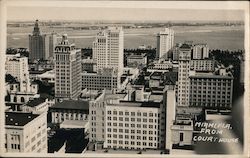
6;1;246;22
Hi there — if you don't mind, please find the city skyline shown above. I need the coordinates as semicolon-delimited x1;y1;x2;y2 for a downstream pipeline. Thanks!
2;1;248;156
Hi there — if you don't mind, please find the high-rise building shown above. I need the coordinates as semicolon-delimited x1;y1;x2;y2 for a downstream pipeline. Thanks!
48;32;58;60
192;44;209;59
92;27;124;74
177;44;192;107
156;28;174;59
54;34;81;100
29;20;47;61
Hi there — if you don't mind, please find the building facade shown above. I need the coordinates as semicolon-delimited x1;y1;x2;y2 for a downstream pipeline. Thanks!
177;44;192;107
89;90;176;151
5;112;47;153
29;20;47;61
192;44;209;59
127;54;147;68
156;28;174;59
92;27;124;74
54;34;81;100
81;68;121;91
49;100;89;124
189;71;233;109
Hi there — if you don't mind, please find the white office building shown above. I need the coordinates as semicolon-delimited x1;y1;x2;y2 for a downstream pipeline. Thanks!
89;89;176;151
156;28;174;59
5;112;47;153
92;27;124;74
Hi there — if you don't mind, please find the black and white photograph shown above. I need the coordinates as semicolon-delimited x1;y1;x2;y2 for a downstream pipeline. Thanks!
0;0;249;157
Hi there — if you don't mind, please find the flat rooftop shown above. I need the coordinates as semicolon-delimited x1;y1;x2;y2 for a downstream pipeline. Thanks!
60;120;89;129
108;100;161;108
26;97;46;107
5;112;39;126
51;100;89;111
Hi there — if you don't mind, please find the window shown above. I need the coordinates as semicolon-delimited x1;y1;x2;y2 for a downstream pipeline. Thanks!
125;112;129;115
180;133;184;142
137;112;141;116
131;118;135;122
137;124;141;128
113;129;117;132
143;113;147;117
137;118;141;122
119;123;123;127
113;117;117;121
125;129;129;133
131;112;135;116
131;136;135;139
119;111;123;115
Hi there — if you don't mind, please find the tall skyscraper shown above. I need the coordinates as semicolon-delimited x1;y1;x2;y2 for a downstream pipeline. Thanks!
192;44;209;59
48;32;58;60
92;27;124;74
156;28;174;59
29;20;47;61
177;44;192;107
54;34;81;101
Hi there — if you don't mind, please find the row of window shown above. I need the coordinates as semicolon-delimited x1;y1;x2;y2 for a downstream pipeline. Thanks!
107;111;156;117
107;128;157;134
107;140;156;147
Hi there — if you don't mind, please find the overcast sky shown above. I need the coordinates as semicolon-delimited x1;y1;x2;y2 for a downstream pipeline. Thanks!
6;1;245;22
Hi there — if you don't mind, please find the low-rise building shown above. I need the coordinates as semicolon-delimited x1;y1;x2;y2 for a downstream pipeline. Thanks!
171;120;194;146
82;58;97;73
82;68;121;91
49;100;89;124
127;53;147;68
21;97;49;114
5;112;47;153
36;69;55;84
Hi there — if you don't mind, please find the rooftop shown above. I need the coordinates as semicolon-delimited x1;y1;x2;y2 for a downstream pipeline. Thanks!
180;43;191;49
26;97;46;107
51;100;89;111
108;100;161;108
5;112;39;126
60;120;89;129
